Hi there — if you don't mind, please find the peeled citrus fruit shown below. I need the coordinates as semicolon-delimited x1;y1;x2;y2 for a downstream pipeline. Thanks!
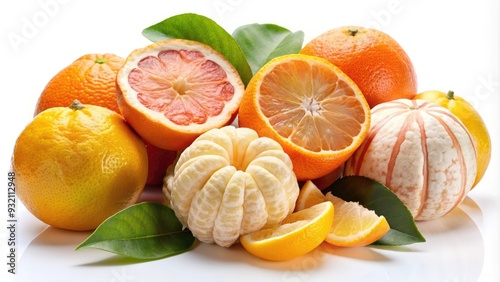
238;54;371;180
163;126;299;247
34;53;124;115
324;193;390;247
300;26;417;108
240;201;334;261
116;39;245;151
12;101;148;231
413;90;491;188
344;99;477;220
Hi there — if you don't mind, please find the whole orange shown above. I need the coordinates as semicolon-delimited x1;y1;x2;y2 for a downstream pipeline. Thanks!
300;26;418;108
12;101;148;231
34;53;124;116
414;90;491;189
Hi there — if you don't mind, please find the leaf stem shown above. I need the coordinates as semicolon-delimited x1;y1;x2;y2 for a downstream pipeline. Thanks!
348;28;359;36
95;58;108;64
446;90;455;100
69;100;85;111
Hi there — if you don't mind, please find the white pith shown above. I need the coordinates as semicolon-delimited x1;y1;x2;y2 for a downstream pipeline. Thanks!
344;99;477;220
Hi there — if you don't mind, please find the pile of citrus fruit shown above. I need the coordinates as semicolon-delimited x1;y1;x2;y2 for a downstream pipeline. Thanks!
11;17;491;263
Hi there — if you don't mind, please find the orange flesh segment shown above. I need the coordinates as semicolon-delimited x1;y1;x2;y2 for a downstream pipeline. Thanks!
128;49;236;126
259;59;366;152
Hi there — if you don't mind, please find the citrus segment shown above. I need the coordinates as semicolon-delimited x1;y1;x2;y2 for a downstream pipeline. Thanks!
117;39;245;150
31;52;168;186
240;201;334;261
324;193;390;247
238;54;370;180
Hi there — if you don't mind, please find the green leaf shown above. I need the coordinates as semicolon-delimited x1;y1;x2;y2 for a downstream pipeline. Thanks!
142;13;253;86
325;176;426;246
76;202;195;260
232;23;304;74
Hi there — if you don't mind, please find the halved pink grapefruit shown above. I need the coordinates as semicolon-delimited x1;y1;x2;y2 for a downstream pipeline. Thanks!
116;39;245;150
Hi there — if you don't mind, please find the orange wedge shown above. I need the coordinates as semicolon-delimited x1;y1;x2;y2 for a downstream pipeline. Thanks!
296;181;390;247
238;54;370;180
240;201;334;261
295;180;326;212
324;192;390;247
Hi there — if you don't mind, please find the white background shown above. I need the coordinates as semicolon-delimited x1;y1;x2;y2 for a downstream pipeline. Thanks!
1;0;499;281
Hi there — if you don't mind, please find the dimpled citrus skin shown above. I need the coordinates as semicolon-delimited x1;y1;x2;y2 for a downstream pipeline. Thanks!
35;54;124;115
163;126;299;247
12;102;148;231
300;26;417;108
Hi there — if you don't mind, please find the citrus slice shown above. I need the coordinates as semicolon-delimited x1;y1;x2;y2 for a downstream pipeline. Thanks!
295;180;326;212
238;54;371;180
324;192;390;247
240;201;334;261
116;39;245;150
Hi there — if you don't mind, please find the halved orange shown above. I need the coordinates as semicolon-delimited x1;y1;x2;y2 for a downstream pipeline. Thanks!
116;39;245;150
238;54;370;180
